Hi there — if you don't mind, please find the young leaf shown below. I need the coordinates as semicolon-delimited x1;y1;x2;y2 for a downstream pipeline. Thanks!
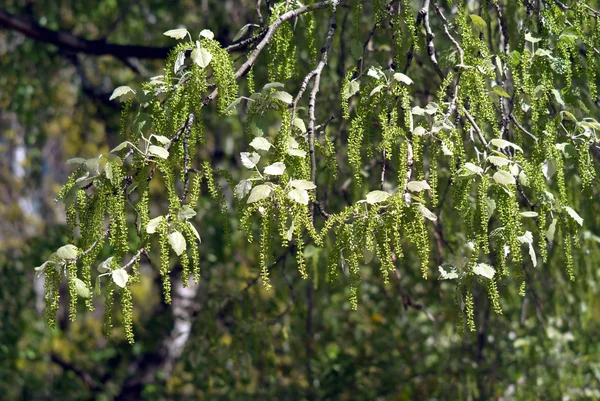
271;91;293;104
168;231;187;256
563;206;583;226
524;32;541;43
109;86;135;101
153;135;170;145
240;152;260;169
233;24;259;42
112;269;129;288
98;256;114;273
249;137;272;152
293;118;307;133
345;81;360;99
57;244;78;260
407;180;431;192
393;72;413;85
199;29;214;40
473;263;495;279
520;211;539;218
366;190;390;204
163;28;189;39
369;84;385;97
174;51;185;73
288;188;309;205
177;205;197;221
188;222;202;243
490;138;523;152
264;162;286;176
463;162;484;175
74;278;91;298
493;85;510;98
191;47;212;68
235;180;252;199
438;265;460;280
546;218;557;242
493;170;516;185
287;149;307;157
418;204;438;221
148;145;169;159
290;179;316;190
247;184;273;203
487;155;512;167
147;216;165;234
469;14;487;33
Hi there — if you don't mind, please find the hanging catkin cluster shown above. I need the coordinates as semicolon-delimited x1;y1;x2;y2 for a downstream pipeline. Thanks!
38;1;600;338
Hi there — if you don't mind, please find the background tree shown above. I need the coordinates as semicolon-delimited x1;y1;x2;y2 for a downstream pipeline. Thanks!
1;0;600;400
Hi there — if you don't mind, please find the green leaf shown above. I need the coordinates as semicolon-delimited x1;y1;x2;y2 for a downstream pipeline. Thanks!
493;85;510;98
174;51;185;73
424;103;439;115
413;126;427;136
233;24;259;41
469;14;487;33
345;81;360;99
168;231;187;256
146;216;165;234
148;145;169;159
187;222;202;243
235;179;252;199
67;158;86;165
290;179;316;190
490;138;523;152
153;135;170;145
524;32;541;43
287;148;307;157
366;190;390;204
98;256;114;273
240;152;260;169
112;269;129;288
350;39;363;59
487;155;512;167
473;263;495;279
177;205;197;221
57;244;78;260
264;162;286;176
249;137;272;152
563;206;583;226
74;278;90;298
191;47;212;68
199;29;214;39
224;97;243;114
247;184;273;203
546;218;557;242
493;170;516;185
418;204;438;221
163;28;189;39
111;141;130;153
262;82;285;91
551;89;565;107
438;264;460;280
293;118;307;133
393;72;413;85
462;162;483;175
520;211;538;218
367;66;384;79
407;180;431;192
271;91;293;104
411;106;426;116
288;188;309;205
109;86;135;101
369;84;385;97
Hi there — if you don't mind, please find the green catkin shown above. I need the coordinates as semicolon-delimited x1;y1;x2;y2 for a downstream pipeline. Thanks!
158;220;172;304
476;175;490;252
67;261;78;322
487;277;503;315
120;284;135;344
341;68;356;119
202;38;238;114
260;204;273;289
103;282;115;338
465;287;476;332
268;3;296;82
44;265;61;328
